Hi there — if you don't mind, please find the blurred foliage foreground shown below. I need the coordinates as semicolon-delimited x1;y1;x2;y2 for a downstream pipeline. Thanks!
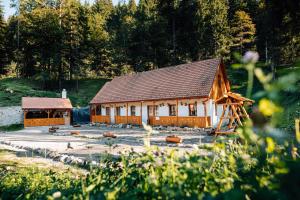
1;52;300;199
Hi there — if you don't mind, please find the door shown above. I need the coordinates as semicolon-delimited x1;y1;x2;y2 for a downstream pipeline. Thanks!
147;105;156;125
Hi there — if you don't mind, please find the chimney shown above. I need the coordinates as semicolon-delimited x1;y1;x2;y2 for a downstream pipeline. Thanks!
62;89;67;99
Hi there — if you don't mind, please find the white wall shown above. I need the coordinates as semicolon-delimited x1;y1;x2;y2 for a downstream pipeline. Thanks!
101;107;106;115
0;106;23;126
141;103;151;124
178;104;189;116
110;106;115;123
197;103;205;116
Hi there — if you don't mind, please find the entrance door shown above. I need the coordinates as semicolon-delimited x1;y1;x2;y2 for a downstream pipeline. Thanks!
147;105;155;125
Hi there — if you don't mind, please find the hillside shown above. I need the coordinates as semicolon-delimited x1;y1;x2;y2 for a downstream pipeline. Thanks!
0;78;109;107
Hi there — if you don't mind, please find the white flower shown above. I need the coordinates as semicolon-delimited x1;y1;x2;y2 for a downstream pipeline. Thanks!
52;191;61;199
242;51;259;64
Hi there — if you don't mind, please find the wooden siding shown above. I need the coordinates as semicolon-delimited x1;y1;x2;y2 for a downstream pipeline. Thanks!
127;116;141;125
24;118;65;127
150;116;211;128
115;116;127;124
91;115;111;124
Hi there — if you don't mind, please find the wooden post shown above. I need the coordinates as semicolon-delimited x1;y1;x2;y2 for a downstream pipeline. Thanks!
216;103;228;132
140;102;143;126
126;103;128;124
47;110;50;126
176;99;179;127
203;102;208;127
241;106;250;119
24;110;27;127
231;104;243;126
153;101;155;126
115;104;117;124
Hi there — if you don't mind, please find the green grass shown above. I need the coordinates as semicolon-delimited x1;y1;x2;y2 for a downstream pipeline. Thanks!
0;124;24;132
0;78;109;107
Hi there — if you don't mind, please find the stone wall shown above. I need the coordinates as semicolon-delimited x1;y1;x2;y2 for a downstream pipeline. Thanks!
0;106;23;126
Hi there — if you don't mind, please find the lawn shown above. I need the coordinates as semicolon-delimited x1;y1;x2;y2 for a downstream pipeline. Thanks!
0;78;109;107
0;124;23;132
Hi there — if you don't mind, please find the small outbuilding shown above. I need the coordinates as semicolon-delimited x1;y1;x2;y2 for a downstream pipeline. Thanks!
22;97;72;127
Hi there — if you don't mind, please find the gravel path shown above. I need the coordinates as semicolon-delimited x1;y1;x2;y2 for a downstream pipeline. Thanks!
0;125;215;161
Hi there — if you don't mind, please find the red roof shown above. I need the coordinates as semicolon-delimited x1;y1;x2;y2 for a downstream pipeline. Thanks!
22;97;73;109
91;58;222;104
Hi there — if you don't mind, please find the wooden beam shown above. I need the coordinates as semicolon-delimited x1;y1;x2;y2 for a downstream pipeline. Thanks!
203;102;208;127
231;104;243;126
241;106;250;119
153;101;155;126
115;104;117;124
176;99;179;127
140;102;143;126
216;103;228;131
126;103;128;124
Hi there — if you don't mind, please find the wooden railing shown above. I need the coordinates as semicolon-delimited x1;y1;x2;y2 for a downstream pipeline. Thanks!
150;116;211;128
24;118;65;127
92;115;210;128
115;116;142;125
91;115;111;124
115;116;127;124
127;116;141;125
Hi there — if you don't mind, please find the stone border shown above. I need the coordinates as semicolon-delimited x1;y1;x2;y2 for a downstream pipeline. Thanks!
0;140;100;168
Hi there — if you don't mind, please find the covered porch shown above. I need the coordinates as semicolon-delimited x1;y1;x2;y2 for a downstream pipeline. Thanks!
90;98;212;128
24;109;71;127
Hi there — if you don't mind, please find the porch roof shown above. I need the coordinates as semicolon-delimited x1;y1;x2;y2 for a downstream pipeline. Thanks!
91;58;222;104
22;97;73;110
215;92;254;105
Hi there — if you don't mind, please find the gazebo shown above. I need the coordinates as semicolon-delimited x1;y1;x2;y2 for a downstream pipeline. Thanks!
214;92;254;134
22;97;73;127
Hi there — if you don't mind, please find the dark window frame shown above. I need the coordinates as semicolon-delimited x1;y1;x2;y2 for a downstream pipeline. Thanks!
106;107;110;116
189;103;197;116
131;106;136;116
169;104;176;116
116;107;121;116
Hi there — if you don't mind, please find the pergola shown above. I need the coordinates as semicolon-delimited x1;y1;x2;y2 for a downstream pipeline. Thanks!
215;92;254;134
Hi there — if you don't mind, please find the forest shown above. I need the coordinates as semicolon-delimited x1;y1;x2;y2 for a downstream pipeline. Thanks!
0;0;299;82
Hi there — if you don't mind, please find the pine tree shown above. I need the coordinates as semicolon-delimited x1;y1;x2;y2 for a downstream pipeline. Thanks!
0;0;8;74
89;0;113;77
193;0;232;59
231;10;256;54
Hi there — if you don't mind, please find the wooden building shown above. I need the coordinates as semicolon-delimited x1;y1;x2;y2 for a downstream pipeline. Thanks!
90;58;249;128
22;97;72;127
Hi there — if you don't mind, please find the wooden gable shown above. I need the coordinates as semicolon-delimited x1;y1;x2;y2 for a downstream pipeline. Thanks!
209;62;231;100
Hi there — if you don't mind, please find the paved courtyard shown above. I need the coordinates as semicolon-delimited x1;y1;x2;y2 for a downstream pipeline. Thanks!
0;125;215;161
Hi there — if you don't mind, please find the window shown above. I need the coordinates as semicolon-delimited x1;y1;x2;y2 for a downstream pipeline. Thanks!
169;105;176;116
189;103;197;116
106;107;110;116
131;106;136;116
148;105;159;116
116;107;121;116
96;105;101;115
